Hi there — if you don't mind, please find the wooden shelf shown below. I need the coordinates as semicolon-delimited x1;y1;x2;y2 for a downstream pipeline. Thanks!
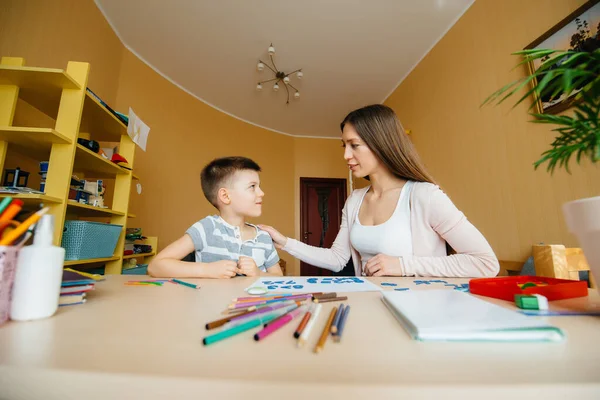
73;144;128;178
0;65;81;118
123;252;155;260
0;193;62;205
67;201;125;217
132;173;139;181
0;127;71;159
64;256;120;266
127;213;136;218
79;92;127;142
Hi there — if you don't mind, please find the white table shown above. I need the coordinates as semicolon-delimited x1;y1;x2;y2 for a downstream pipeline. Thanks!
1;275;599;399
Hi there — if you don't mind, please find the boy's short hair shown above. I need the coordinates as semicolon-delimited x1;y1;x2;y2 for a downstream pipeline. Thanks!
201;156;261;208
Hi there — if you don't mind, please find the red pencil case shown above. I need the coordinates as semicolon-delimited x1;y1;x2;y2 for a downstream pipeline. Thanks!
469;275;588;301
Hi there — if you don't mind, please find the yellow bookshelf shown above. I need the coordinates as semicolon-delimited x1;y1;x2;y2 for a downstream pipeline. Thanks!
66;201;126;217
122;236;158;272
64;256;121;267
0;56;151;274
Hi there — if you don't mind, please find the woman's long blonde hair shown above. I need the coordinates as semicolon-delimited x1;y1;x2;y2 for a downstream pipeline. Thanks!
341;104;436;184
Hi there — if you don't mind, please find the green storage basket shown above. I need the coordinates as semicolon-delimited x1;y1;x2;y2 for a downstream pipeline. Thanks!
61;221;123;261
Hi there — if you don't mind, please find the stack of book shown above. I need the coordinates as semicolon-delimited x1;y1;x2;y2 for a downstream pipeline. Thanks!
60;269;103;307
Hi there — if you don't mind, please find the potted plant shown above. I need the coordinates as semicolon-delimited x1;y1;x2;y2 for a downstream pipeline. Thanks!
483;24;599;284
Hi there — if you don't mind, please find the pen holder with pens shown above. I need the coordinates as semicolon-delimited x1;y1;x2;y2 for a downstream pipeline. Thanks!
0;246;19;326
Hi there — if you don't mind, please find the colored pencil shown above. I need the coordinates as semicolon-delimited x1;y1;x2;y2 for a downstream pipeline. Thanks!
124;282;163;286
254;306;306;341
0;199;22;223
228;294;311;309
314;296;348;304
205;308;260;330
314;306;337;353
313;292;337;300
202;313;279;346
171;278;200;289
294;305;313;339
227;301;299;324
333;305;350;342
298;303;322;348
0;197;13;216
0;206;47;246
224;303;300;329
221;306;257;315
330;304;345;334
233;293;295;302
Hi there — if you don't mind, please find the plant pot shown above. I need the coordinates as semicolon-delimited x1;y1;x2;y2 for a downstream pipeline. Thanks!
563;196;600;287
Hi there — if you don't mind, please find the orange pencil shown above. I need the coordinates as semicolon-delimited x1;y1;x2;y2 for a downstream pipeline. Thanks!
314;306;337;354
294;307;312;339
0;199;23;223
0;207;49;246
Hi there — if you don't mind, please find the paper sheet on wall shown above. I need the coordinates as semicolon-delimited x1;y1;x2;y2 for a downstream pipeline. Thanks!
127;107;150;151
246;277;382;293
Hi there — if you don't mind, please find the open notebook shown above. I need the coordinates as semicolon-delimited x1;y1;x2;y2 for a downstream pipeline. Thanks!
382;290;564;342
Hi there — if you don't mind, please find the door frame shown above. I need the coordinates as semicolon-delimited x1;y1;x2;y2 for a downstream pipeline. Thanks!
299;177;347;275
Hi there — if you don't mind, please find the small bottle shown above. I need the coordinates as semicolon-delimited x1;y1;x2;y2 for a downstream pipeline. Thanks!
10;215;65;321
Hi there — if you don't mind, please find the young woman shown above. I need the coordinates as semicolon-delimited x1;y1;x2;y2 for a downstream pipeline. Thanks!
260;104;499;277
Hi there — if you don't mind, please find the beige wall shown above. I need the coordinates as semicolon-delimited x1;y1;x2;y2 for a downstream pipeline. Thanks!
1;0;124;197
385;0;600;262
0;0;350;274
291;137;350;274
115;50;296;270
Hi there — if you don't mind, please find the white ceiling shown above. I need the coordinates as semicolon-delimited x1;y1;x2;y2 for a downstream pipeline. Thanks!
95;0;474;138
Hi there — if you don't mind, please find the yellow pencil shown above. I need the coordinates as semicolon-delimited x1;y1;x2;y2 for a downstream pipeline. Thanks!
0;207;49;246
314;306;337;354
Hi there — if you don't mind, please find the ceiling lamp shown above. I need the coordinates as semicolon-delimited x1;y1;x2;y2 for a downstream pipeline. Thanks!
256;43;302;104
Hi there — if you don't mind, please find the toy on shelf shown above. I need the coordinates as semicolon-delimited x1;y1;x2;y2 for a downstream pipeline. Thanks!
111;154;132;171
3;167;29;188
68;175;92;204
84;180;106;208
39;161;48;192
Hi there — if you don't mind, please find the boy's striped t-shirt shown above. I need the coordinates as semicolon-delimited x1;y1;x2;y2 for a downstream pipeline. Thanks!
186;215;280;272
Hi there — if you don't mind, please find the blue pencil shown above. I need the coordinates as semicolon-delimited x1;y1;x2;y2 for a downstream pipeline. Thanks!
333;305;350;342
330;304;345;334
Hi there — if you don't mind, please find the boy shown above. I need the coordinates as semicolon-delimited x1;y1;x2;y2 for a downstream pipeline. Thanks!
148;157;283;278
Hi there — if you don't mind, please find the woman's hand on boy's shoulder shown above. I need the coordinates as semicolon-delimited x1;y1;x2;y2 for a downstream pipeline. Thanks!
257;224;287;249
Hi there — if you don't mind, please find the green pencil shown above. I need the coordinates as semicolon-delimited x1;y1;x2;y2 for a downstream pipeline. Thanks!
202;313;278;346
171;278;200;289
0;197;13;216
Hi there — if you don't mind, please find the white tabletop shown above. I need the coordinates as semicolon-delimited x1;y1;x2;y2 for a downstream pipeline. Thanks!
1;275;599;399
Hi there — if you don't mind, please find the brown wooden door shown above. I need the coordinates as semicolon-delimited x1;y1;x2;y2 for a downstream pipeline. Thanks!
300;178;347;276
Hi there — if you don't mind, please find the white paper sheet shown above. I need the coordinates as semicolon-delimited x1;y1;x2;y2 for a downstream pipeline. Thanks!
246;277;382;293
127;107;150;151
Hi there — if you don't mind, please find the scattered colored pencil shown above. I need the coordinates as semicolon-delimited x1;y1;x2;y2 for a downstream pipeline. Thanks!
294;305;313;339
233;293;295;302
202;313;279;346
298;303;322;348
171;278;200;290
313;292;337;300
314;306;337;353
331;304;345;334
225;301;300;327
314;296;348;304
254;306;306;341
205;308;260;330
228;293;311;309
333;305;350;343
